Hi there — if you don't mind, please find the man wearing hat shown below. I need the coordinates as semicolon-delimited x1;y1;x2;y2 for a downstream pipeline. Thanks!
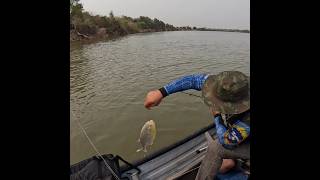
144;71;250;179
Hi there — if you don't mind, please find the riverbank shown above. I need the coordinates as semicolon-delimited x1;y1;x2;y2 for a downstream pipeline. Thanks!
70;29;249;44
70;1;249;44
70;28;175;43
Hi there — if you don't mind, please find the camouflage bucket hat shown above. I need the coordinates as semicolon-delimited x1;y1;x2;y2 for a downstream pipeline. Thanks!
202;71;250;114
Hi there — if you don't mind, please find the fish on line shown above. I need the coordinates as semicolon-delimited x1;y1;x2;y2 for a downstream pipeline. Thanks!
136;120;157;153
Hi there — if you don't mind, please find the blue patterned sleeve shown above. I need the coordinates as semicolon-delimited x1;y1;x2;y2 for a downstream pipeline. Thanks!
163;74;209;95
214;116;250;149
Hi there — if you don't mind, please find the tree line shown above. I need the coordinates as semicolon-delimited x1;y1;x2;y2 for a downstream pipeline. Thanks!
70;0;180;39
70;0;249;41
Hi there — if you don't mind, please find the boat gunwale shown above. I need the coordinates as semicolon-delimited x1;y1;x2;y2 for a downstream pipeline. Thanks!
120;123;215;172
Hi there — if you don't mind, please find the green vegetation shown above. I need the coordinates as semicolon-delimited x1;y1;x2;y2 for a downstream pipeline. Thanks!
70;0;249;41
70;0;178;41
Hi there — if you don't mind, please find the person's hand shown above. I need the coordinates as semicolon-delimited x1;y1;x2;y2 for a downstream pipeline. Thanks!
144;90;164;109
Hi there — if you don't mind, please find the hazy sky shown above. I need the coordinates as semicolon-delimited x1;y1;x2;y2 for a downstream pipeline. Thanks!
80;0;250;29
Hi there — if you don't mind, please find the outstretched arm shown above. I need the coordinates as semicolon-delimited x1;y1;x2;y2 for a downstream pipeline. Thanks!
144;73;208;109
161;73;208;96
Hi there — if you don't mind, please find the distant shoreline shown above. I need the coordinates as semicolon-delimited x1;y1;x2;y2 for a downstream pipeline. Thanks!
70;1;249;43
195;28;249;33
70;29;249;44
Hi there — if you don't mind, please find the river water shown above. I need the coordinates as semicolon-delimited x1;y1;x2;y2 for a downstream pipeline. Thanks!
70;31;250;165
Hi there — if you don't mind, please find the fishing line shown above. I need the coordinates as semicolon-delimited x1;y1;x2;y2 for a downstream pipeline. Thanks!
180;91;202;98
71;110;121;180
